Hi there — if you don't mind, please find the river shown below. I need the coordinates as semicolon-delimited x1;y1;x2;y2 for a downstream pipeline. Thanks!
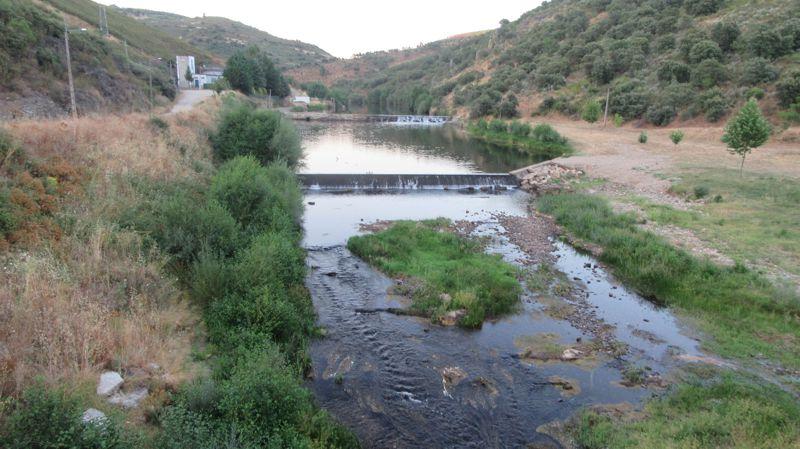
299;122;702;448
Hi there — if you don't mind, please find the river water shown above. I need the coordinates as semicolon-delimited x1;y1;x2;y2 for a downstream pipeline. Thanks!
299;122;702;448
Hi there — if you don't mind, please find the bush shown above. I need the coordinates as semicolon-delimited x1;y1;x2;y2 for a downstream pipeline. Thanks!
581;99;602;123
489;119;508;133
469;93;498;118
1;383;134;449
740;58;779;86
689;40;723;64
711;22;740;52
613;113;624;127
646;104;677;126
747;26;789;60
657;61;691;84
497;94;519;118
776;70;800;108
509;120;532;138
149;116;169;133
531;123;567;145
0;189;15;236
746;87;765;100
697;88;730;123
213;103;302;167
694;185;710;198
692;59;727;88
610;80;649;120
684;0;722;16
638;131;648;144
210;157;302;235
670;130;685;145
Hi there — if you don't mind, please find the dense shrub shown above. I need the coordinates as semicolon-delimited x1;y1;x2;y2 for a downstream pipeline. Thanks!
692;59;727;88
224;46;289;96
497;94;519;118
689;40;723;63
489;119;508;133
213;103;302;167
1;384;134;449
711;22;741;52
657;61;691;84
509;120;532;137
670;130;685;145
646;104;677;126
469;92;499;118
746;26;789;60
697;88;730;122
210;156;302;235
638;131;648;144
740;58;780;86
138;193;242;270
777;70;800;108
531;123;568;145
684;0;722;16
610;80;649;120
582;99;602;123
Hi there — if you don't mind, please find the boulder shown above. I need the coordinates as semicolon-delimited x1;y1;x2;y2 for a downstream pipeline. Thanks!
81;408;107;425
96;371;123;397
108;387;148;409
560;348;583;361
440;309;467;326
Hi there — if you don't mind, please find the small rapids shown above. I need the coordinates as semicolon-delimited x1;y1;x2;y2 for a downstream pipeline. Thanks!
300;123;704;448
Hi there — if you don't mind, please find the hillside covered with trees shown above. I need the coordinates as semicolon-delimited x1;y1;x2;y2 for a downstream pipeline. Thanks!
296;0;800;126
121;8;334;70
0;0;214;119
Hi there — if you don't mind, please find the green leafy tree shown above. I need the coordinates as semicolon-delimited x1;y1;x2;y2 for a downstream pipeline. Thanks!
670;130;684;145
581;100;601;123
185;67;193;83
722;99;771;176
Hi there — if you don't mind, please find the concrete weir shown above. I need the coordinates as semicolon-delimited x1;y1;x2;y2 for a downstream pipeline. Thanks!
298;173;520;191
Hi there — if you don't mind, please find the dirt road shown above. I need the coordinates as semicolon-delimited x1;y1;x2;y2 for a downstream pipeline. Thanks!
168;89;214;114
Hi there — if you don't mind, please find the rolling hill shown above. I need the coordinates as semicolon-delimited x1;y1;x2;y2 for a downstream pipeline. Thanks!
295;0;800;125
0;0;214;119
120;8;334;70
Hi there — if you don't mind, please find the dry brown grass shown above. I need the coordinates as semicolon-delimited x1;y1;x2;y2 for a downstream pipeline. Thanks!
0;99;221;400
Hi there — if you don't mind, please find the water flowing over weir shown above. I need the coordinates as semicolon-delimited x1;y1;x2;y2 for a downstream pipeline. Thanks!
298;173;520;191
299;122;704;448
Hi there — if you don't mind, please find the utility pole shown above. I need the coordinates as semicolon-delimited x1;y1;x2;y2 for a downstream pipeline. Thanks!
602;87;610;127
98;6;109;37
64;17;77;120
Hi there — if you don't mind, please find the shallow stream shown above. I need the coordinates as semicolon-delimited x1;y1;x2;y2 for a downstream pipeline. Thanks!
299;122;702;448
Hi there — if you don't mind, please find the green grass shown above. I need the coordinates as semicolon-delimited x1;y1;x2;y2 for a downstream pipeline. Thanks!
574;372;800;449
537;193;800;369
467;123;574;160
347;219;521;328
665;169;800;279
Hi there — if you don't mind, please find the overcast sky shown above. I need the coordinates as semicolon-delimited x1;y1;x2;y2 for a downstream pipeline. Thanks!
98;0;540;58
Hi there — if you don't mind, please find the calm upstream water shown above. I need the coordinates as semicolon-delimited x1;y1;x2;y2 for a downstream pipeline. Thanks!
300;122;701;448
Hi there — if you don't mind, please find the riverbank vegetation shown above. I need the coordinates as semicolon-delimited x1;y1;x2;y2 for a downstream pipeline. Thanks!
573;370;800;449
536;192;800;369
347;220;521;328
468;119;573;159
0;97;357;447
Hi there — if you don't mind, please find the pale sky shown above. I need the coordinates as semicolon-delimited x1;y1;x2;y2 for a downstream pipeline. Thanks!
99;0;541;58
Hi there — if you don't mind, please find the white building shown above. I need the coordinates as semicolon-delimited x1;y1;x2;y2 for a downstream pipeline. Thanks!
192;67;224;88
176;56;196;89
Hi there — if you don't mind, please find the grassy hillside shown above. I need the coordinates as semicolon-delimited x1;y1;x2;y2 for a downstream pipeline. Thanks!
303;0;800;125
121;8;334;69
0;0;210;119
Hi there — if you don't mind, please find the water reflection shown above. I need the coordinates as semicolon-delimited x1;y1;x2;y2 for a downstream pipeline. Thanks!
296;122;545;174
